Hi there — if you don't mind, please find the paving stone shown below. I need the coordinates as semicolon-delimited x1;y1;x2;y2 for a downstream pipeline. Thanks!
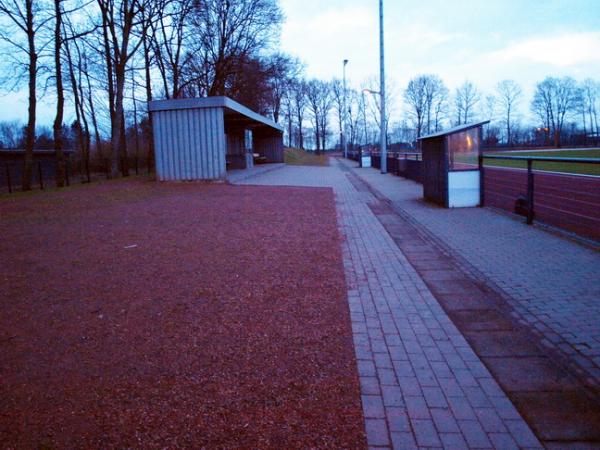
511;391;600;441
381;385;404;407
365;418;390;446
358;360;377;377
405;395;430;420
388;345;408;361
386;407;411;432
419;269;465;282
422;386;448;408
390;432;418;450
438;378;464;398
411;418;442;447
447;396;477;421
464;331;544;357
451;309;515;332
457;419;493;448
436;293;494;311
504;419;542;448
488;432;519;450
398;376;422;397
440;432;469;449
483;356;579;392
241;163;541;450
474;408;507;433
348;162;600;390
374;352;393;369
392;360;415;377
430;408;460;433
378;367;399;386
360;376;381;395
463;386;492;408
362;395;385;418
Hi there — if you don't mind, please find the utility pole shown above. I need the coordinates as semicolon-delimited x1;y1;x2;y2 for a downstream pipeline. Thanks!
343;59;349;159
379;0;387;173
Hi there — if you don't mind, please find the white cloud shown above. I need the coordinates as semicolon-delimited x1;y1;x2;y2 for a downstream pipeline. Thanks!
489;32;600;67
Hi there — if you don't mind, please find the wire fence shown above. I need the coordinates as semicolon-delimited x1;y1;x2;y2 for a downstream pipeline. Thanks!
1;156;153;194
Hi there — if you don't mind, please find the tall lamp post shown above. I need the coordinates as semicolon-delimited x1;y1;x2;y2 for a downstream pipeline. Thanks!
379;0;387;173
342;59;349;159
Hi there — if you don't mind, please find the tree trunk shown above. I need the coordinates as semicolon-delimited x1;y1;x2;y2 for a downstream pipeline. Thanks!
111;67;126;177
101;10;116;176
53;0;66;187
142;28;155;172
85;67;103;162
297;112;304;149
286;111;292;147
120;108;129;176
23;0;36;191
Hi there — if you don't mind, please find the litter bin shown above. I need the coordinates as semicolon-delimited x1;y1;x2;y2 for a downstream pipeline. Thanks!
360;147;372;168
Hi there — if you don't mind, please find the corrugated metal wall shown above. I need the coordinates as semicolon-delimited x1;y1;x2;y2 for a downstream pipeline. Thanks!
152;107;226;181
255;133;284;163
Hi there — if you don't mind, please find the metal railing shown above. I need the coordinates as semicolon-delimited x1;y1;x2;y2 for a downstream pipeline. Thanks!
479;154;600;225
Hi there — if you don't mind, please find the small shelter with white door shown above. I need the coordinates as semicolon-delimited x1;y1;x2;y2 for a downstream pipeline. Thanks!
418;121;489;208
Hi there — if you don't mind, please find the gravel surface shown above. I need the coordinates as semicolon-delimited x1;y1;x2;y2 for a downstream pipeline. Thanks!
0;179;365;449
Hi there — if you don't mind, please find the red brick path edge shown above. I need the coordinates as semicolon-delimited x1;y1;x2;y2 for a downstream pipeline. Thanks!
0;180;366;449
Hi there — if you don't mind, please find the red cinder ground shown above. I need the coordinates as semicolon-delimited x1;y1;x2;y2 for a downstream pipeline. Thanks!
0;179;365;449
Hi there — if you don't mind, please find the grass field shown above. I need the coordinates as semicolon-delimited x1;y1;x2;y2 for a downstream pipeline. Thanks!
284;147;329;166
484;149;600;176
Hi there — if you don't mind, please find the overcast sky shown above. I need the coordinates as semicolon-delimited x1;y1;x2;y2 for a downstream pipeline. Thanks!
0;0;598;125
279;0;600;120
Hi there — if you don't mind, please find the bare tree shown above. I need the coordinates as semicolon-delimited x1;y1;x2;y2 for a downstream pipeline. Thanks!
0;0;51;189
404;76;427;138
423;75;447;134
139;1;156;170
346;88;362;148
281;86;294;146
0;120;24;148
364;76;396;143
96;0;148;176
331;78;345;149
305;79;332;153
431;82;449;132
188;0;283;97
62;9;94;178
404;74;448;138
150;0;192;99
581;79;599;140
290;79;307;149
52;0;67;186
531;76;579;147
496;80;522;145
455;80;480;125
264;54;301;124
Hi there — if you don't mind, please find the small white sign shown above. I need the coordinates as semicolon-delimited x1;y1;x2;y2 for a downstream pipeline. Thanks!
361;156;372;168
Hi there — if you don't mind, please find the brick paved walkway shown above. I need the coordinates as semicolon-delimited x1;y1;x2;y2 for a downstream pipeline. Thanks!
344;159;600;389
235;163;542;449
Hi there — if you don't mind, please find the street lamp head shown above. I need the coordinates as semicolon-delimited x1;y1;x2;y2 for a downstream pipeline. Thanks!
363;88;380;96
343;59;349;65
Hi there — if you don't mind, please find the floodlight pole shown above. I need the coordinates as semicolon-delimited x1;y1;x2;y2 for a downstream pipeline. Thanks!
379;0;387;173
343;59;349;159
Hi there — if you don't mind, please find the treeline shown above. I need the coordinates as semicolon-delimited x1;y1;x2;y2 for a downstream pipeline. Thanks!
402;75;600;148
0;0;298;190
1;0;599;193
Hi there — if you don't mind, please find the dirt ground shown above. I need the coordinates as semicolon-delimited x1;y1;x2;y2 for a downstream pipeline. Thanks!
0;178;365;449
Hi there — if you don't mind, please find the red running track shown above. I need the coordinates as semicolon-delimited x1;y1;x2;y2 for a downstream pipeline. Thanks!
483;166;600;242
